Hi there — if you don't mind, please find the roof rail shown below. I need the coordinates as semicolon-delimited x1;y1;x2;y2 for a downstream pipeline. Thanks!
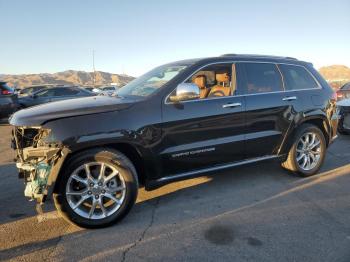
220;54;298;60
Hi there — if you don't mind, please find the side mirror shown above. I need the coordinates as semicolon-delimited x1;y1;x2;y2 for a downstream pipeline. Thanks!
31;94;37;98
169;83;200;102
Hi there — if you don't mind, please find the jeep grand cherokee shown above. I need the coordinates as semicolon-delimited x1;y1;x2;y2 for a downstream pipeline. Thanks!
10;54;338;228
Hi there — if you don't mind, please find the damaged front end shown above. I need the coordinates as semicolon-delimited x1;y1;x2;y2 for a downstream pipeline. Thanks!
12;126;66;203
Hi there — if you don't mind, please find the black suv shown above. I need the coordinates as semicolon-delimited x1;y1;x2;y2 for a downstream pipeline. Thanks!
10;54;338;228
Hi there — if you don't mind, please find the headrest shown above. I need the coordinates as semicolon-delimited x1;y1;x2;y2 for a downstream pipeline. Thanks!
193;75;207;89
216;72;230;83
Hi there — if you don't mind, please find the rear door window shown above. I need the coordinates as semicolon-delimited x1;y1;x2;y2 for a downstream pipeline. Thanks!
238;63;283;95
278;64;319;90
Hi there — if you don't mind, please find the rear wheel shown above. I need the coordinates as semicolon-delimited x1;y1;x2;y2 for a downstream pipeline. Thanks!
53;148;138;228
281;124;326;177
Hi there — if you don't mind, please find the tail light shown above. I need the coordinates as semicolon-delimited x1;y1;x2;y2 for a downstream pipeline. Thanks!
1;89;12;95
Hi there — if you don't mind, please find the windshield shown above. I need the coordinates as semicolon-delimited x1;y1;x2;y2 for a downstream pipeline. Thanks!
116;64;188;97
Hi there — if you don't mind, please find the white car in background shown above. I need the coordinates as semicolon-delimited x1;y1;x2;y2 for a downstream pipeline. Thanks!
99;86;119;95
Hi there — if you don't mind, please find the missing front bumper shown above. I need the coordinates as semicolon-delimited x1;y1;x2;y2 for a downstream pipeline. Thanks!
16;146;61;203
12;126;67;203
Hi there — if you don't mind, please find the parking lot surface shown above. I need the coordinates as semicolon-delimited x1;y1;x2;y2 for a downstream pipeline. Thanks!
0;123;349;262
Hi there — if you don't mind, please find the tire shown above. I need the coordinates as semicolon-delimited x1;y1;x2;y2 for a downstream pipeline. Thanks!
53;148;138;228
281;124;326;177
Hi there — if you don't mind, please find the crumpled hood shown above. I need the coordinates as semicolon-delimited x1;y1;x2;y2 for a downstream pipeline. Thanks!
10;95;138;126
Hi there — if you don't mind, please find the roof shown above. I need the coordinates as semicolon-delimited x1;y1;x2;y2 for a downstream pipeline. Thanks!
167;54;309;68
220;54;298;61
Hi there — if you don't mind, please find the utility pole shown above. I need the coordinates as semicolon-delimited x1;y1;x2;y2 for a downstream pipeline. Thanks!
92;49;96;87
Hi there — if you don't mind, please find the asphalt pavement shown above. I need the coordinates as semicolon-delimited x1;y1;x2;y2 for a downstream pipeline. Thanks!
0;123;350;262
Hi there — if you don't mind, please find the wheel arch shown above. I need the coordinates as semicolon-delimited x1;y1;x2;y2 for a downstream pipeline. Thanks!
279;114;330;156
52;142;150;194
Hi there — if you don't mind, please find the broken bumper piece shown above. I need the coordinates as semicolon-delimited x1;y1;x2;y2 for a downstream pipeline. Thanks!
17;147;60;203
12;126;67;203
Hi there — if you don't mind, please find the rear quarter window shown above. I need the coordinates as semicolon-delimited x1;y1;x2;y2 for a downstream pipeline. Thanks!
279;64;319;90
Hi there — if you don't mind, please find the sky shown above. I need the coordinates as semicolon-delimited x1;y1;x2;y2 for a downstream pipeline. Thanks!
1;0;349;77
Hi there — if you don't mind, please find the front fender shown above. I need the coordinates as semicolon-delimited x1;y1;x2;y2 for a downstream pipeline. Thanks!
42;111;161;190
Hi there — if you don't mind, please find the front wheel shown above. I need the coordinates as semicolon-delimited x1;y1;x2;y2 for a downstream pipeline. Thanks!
53;148;138;228
281;124;326;177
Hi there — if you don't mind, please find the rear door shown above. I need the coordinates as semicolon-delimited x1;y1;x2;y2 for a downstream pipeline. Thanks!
159;63;246;177
236;62;302;158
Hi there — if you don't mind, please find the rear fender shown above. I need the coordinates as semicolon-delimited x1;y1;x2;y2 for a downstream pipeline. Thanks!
278;111;329;156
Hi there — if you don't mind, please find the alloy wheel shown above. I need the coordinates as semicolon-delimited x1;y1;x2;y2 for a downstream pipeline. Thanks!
65;162;126;220
296;132;322;171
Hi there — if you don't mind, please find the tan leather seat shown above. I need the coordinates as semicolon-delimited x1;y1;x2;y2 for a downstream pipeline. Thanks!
208;72;231;97
193;75;210;99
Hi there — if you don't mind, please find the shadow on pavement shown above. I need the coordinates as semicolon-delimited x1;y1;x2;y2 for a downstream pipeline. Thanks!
0;148;350;261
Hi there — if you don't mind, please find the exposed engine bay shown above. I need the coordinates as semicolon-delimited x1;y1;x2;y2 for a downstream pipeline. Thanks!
12;126;64;203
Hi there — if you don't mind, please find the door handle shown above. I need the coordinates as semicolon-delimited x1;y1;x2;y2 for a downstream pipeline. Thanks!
282;96;297;101
222;102;242;108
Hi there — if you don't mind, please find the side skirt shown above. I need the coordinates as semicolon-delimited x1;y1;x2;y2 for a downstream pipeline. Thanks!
145;155;281;190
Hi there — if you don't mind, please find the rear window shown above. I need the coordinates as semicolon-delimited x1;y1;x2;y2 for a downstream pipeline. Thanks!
279;64;319;90
239;63;283;94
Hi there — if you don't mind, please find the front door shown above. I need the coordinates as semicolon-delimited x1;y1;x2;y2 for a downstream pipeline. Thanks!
159;63;246;176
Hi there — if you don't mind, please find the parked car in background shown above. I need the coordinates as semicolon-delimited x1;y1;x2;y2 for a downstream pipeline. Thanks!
337;98;350;135
0;82;18;119
13;86;21;94
84;87;103;94
18;86;95;108
99;85;119;95
18;85;54;96
336;82;350;100
10;54;338;228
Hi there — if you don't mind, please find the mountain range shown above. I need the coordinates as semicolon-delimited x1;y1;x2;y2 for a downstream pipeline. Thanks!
0;70;135;88
318;65;350;81
1;65;349;89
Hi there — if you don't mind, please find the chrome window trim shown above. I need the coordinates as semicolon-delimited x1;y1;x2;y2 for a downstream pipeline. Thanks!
164;60;322;105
